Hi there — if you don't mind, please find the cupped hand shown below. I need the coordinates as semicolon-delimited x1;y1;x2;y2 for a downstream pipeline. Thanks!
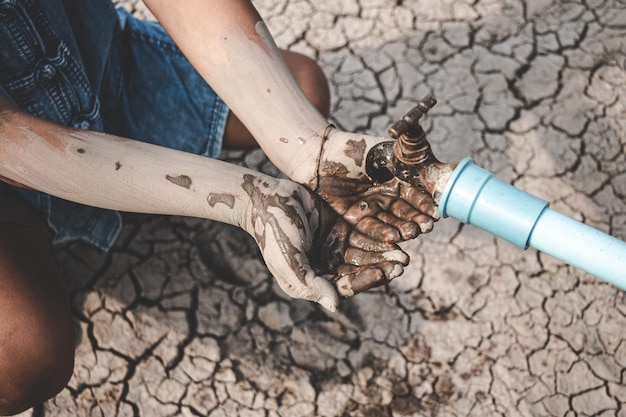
240;174;411;311
313;129;440;247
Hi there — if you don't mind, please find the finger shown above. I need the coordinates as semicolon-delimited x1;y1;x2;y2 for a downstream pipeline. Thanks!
307;273;340;312
391;199;421;220
400;186;440;220
379;261;405;280
338;261;404;281
320;221;350;270
265;244;340;311
391;200;434;234
336;264;362;276
367;181;401;198
354;216;401;243
349;231;399;252
333;266;385;298
375;211;419;240
414;213;435;234
366;194;395;211
343;199;380;224
293;270;340;312
344;247;409;266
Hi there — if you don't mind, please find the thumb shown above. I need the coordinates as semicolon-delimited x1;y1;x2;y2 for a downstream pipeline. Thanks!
256;220;340;311
270;263;339;312
300;272;340;312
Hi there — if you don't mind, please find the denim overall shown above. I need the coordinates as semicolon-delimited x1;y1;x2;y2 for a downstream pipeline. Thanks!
0;0;229;250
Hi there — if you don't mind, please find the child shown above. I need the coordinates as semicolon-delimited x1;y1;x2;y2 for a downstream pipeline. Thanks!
0;1;437;414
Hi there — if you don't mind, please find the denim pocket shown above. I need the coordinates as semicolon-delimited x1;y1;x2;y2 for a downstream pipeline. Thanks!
0;0;102;130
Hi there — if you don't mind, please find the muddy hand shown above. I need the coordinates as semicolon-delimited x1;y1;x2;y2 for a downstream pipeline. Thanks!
242;175;411;310
311;197;412;299
313;129;439;246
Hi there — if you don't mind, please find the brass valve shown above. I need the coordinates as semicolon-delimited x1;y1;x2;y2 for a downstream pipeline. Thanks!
389;93;437;165
365;93;439;187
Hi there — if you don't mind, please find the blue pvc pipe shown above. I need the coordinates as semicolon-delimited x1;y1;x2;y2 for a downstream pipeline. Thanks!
438;157;626;291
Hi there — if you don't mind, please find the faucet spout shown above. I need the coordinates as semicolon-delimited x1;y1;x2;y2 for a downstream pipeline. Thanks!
365;93;457;202
388;93;438;166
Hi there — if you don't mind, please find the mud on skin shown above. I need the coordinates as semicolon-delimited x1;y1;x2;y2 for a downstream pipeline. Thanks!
308;191;410;295
343;138;367;167
241;173;309;284
207;193;236;209
242;174;409;298
166;174;193;189
316;157;439;244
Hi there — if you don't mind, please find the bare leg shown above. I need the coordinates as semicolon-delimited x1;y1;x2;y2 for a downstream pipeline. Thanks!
222;49;331;150
0;194;74;416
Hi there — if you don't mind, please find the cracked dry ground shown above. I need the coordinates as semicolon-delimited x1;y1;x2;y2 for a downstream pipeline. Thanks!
16;1;626;416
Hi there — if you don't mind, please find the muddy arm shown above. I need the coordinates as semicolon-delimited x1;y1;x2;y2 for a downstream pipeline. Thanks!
0;100;258;224
141;0;328;188
141;0;440;245
0;99;413;309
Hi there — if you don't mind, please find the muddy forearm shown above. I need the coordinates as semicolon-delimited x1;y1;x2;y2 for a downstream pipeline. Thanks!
0;107;263;229
0;105;347;309
141;0;330;188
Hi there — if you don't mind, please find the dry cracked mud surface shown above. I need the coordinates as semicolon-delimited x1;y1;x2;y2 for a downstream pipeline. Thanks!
17;1;626;416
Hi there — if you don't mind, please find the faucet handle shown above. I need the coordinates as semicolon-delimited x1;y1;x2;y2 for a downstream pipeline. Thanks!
366;93;440;185
388;93;437;139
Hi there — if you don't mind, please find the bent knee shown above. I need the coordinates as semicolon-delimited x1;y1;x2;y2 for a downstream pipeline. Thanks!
0;349;74;415
0;323;74;415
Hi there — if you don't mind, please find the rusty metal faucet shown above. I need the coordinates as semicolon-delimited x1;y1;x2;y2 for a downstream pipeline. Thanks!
388;93;438;166
365;93;451;199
